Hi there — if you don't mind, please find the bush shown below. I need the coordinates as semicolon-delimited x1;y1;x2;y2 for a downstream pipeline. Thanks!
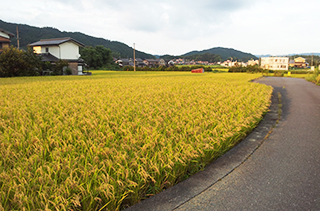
52;60;69;75
228;66;246;72
156;66;166;71
0;46;42;77
306;69;320;84
288;70;313;74
204;66;212;72
316;75;320;84
141;66;152;71
167;66;179;71
65;67;72;75
103;63;122;70
274;71;284;77
246;65;264;73
123;66;134;71
179;66;191;71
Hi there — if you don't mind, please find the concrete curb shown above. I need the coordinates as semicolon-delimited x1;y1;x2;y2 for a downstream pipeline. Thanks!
125;82;279;211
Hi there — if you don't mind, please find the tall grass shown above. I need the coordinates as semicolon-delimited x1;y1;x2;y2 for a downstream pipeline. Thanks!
306;68;320;84
0;72;272;210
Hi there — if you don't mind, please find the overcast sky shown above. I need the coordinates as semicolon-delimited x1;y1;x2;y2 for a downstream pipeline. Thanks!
1;0;319;56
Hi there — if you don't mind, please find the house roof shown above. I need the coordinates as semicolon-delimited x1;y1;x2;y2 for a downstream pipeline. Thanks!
29;37;85;47
145;59;160;62
0;28;15;38
294;57;306;61
119;59;130;63
39;53;59;62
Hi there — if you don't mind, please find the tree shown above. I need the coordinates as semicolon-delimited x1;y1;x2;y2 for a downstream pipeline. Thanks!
80;45;113;69
0;46;24;77
0;46;42;77
95;45;113;65
22;47;43;76
52;60;69;75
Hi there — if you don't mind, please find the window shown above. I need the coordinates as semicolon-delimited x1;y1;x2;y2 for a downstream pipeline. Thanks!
46;47;49;53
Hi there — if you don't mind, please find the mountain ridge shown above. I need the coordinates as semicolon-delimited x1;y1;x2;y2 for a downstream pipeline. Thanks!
181;47;257;62
0;20;155;59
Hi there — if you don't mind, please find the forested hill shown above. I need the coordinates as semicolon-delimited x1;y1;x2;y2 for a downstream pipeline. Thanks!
183;47;258;62
0;20;155;59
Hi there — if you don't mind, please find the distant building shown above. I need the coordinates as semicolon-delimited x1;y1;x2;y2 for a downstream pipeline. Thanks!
143;59;160;67
221;60;232;67
247;59;259;66
260;57;289;70
221;60;246;67
0;28;14;53
292;57;308;68
159;59;166;66
116;59;130;67
289;60;295;67
29;37;85;75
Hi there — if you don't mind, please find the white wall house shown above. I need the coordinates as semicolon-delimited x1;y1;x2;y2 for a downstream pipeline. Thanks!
261;57;289;70
29;37;85;75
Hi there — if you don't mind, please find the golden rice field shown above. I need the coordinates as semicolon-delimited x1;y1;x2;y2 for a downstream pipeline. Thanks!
0;71;272;210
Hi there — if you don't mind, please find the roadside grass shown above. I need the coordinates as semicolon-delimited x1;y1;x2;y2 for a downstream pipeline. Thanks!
0;72;272;210
305;69;320;85
285;74;311;78
262;72;313;79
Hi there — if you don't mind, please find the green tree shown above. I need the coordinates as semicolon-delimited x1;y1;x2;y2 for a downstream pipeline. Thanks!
80;45;113;69
95;45;113;65
0;46;42;77
0;46;24;77
22;47;43;76
52;60;69;75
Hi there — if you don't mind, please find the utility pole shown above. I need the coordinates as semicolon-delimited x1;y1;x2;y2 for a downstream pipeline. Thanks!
16;26;20;50
133;43;136;72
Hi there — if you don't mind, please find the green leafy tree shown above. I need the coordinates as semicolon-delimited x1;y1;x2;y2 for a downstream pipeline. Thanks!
80;45;113;69
0;46;24;77
123;65;134;71
22;47;43;76
52;60;69;75
0;46;42;77
95;45;113;65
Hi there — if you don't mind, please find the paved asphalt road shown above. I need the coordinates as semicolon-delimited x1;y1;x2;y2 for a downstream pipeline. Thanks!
126;77;320;211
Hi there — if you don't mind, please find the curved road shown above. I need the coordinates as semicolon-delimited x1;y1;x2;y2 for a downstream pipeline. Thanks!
126;77;320;211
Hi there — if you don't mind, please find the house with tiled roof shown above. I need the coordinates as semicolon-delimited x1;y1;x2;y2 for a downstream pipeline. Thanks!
143;59;167;67
0;28;14;53
292;57;308;68
29;37;85;75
